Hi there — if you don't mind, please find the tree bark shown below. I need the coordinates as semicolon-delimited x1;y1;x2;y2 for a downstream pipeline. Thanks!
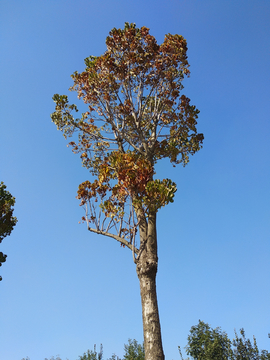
136;212;165;360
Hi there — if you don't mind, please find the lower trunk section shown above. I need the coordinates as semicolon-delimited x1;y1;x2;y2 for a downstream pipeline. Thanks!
137;260;165;360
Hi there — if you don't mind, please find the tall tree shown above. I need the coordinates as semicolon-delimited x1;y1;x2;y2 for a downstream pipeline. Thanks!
51;23;203;360
0;181;18;281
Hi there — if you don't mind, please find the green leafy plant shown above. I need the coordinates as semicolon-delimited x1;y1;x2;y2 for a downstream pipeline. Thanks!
179;320;270;360
0;181;18;281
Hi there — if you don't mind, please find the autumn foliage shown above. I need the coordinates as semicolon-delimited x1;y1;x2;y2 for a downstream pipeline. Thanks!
51;22;203;252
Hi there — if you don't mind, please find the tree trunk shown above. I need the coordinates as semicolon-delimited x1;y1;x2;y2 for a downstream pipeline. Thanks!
136;212;165;360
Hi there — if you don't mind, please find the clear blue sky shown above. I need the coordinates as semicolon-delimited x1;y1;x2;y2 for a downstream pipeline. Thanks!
1;1;269;359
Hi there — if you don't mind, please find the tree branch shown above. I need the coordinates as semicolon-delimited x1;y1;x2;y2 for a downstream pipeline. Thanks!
88;226;139;254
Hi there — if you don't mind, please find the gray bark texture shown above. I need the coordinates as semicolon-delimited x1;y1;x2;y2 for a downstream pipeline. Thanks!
136;212;165;360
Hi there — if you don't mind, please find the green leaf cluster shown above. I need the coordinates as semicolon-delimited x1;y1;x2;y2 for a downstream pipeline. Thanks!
77;340;144;360
122;339;144;360
0;181;18;281
144;178;177;212
78;344;103;360
184;320;232;360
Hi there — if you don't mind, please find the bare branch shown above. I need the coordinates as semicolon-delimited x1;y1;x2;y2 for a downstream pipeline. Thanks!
88;226;139;254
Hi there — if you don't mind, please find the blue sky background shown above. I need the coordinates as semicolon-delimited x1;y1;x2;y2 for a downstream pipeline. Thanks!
1;1;269;359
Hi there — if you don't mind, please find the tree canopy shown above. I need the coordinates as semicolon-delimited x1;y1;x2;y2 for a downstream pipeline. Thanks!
51;22;203;258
